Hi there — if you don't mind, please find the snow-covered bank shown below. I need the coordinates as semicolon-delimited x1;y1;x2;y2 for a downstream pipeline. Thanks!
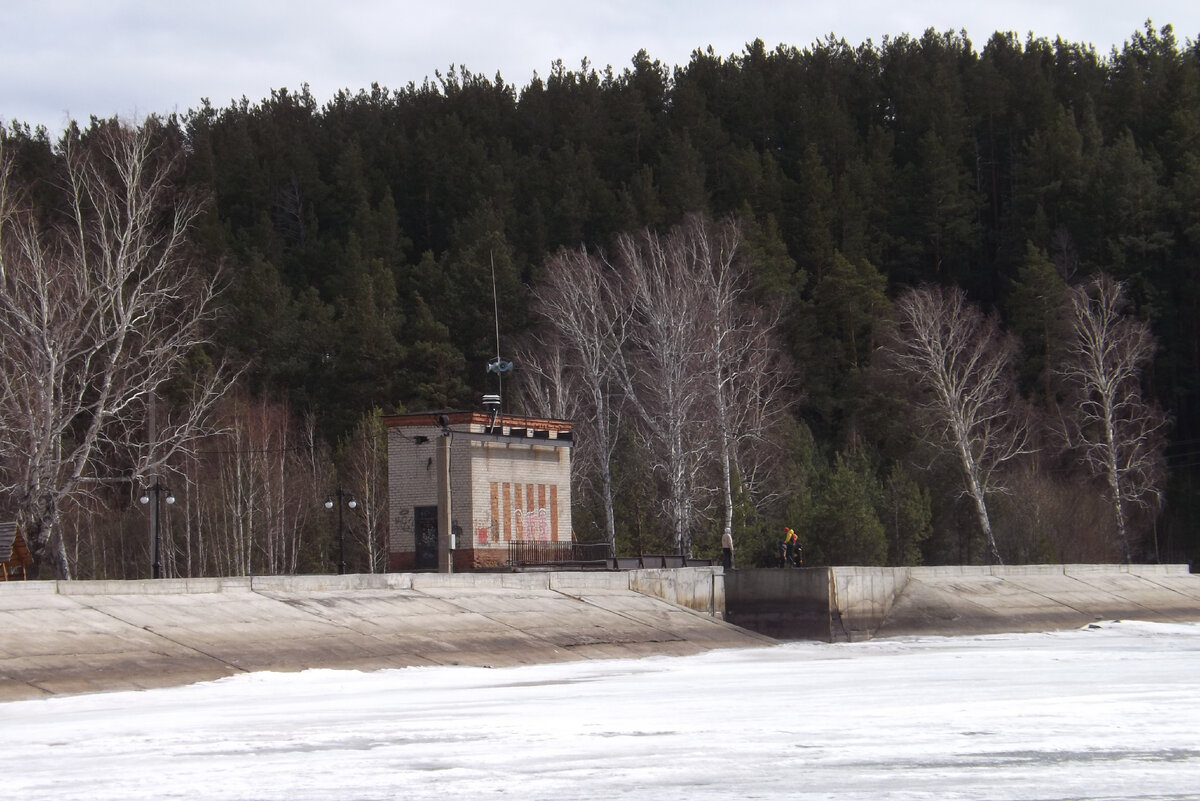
3;621;1198;800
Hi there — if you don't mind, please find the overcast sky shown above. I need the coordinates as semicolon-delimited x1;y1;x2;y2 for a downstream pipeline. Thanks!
4;1;1199;136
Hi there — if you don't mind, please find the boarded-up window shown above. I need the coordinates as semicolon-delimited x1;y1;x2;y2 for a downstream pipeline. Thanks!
489;482;556;543
502;483;512;541
489;483;499;544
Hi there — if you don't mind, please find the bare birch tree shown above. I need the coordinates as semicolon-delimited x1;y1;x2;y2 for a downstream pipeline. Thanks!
520;245;629;553
214;408;261;576
514;328;580;422
884;285;1033;564
523;215;793;558
339;408;389;573
0;120;231;578
1057;274;1167;563
724;324;795;511
196;390;326;577
684;214;794;536
613;225;712;557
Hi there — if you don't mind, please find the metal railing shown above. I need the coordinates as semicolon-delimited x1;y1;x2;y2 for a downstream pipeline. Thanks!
506;541;714;570
507;540;613;567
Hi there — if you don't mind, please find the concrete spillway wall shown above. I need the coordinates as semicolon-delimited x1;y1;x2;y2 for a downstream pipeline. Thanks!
725;564;1200;641
8;564;1199;702
0;567;759;702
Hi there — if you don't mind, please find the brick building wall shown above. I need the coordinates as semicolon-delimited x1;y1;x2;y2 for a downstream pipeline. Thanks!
385;413;572;571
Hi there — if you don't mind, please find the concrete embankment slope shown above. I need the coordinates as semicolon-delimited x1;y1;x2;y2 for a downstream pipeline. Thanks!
0;568;771;702
862;564;1200;639
726;564;1200;641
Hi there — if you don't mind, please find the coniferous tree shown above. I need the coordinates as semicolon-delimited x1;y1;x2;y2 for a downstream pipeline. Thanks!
9;22;1200;574
802;451;887;566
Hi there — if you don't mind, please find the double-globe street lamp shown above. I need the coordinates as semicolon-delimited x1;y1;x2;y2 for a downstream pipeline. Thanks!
139;481;175;579
324;488;357;575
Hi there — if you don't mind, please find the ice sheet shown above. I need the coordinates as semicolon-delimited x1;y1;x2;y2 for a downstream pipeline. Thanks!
3;620;1198;800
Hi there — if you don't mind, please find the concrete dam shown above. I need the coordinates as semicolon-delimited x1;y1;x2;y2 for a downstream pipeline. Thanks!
0;568;763;701
2;564;1199;702
724;563;1200;640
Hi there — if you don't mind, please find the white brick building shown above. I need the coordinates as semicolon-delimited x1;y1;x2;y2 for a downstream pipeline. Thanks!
385;412;573;571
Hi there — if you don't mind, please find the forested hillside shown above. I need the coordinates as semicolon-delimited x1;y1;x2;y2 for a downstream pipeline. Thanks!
3;22;1198;577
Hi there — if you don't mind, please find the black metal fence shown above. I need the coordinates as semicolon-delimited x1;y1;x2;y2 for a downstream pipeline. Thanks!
506;540;613;567
505;541;714;569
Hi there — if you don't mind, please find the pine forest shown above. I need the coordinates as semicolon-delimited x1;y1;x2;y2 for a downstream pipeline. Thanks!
2;23;1198;579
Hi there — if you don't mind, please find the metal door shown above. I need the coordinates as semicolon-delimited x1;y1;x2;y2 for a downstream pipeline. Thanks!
413;506;439;570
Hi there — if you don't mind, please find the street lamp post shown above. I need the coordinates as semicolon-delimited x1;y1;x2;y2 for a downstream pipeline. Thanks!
139;481;175;579
324;488;357;575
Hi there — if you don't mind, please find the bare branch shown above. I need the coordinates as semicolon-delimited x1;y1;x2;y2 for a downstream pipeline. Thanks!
519;244;629;550
882;284;1034;563
0;121;234;578
1056;273;1168;562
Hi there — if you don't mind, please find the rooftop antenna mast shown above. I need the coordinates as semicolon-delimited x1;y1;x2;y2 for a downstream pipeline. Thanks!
484;250;512;430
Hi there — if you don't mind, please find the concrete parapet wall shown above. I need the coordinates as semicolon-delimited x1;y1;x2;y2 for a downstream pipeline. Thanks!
830;567;911;641
0;580;56;594
5;568;726;601
547;571;631;592
251;574;413;592
57;577;253;595
725;564;1200;642
627;567;722;616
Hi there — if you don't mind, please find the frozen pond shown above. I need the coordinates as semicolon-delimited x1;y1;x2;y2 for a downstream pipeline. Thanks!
3;620;1198;800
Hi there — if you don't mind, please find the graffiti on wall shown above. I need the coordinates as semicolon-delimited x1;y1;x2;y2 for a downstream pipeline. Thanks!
515;507;551;541
478;481;558;545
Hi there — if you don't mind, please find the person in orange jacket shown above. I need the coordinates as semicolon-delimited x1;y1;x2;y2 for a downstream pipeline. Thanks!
781;526;801;567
